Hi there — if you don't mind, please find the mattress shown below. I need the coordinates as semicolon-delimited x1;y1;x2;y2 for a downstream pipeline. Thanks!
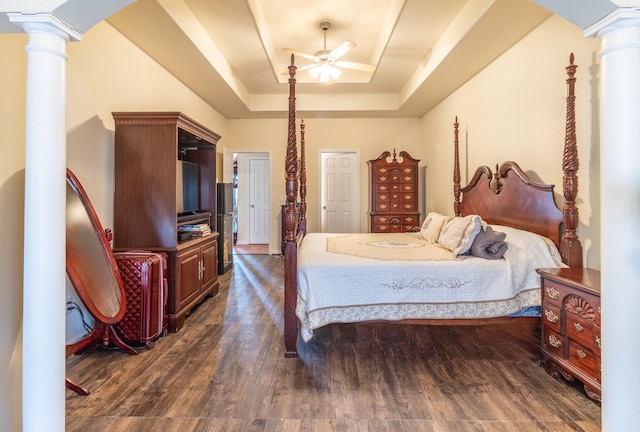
296;225;566;341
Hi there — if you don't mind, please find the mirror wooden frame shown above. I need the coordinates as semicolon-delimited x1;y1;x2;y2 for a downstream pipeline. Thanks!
65;168;137;396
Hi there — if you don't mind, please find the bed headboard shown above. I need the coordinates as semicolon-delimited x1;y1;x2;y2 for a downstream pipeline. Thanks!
453;53;582;268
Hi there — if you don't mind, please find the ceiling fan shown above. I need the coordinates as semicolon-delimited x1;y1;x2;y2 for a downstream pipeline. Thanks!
283;22;376;83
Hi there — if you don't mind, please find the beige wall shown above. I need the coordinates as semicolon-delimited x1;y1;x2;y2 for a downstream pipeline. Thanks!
421;14;601;269
0;33;27;432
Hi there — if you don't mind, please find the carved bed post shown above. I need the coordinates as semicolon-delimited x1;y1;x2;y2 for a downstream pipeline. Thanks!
453;117;461;216
560;53;583;268
284;54;299;357
299;119;307;235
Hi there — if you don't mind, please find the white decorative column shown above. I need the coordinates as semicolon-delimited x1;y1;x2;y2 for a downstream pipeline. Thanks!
586;9;640;431
8;13;81;432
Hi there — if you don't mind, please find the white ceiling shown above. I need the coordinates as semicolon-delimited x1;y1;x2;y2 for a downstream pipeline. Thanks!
106;0;553;119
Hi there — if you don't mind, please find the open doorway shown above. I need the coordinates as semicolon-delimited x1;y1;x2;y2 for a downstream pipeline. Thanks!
232;152;270;255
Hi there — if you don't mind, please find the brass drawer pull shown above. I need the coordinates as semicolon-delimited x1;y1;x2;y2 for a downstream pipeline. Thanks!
595;335;601;348
573;322;584;332
544;310;559;323
548;334;562;348
545;286;560;299
576;349;587;359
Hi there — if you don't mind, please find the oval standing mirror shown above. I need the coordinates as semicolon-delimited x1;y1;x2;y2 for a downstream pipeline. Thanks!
65;169;136;396
66;169;125;323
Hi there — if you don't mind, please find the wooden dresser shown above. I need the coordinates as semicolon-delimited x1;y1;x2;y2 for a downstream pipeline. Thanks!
537;267;601;401
367;150;420;233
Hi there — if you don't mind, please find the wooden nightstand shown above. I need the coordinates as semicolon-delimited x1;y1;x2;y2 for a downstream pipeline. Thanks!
536;267;601;401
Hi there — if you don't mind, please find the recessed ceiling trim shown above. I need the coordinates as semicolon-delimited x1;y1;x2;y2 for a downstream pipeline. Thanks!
158;0;251;104
399;0;494;105
369;0;407;66
246;0;281;82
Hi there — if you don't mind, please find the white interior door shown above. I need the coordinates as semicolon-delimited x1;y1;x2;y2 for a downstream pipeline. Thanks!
320;151;360;233
249;158;270;244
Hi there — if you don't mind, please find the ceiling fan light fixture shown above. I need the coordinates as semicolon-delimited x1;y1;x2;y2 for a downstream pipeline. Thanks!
309;62;341;83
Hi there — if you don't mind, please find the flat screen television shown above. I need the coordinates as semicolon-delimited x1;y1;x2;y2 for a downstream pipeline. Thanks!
177;160;199;214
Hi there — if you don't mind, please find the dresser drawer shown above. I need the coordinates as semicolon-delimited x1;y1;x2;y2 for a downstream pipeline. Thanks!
566;312;597;349
372;223;402;233
542;303;562;334
541;278;567;306
400;166;416;177
568;340;600;382
401;215;420;232
543;327;564;357
371;215;419;233
375;183;403;193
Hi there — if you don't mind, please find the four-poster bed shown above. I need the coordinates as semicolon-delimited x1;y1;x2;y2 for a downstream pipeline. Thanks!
282;54;583;358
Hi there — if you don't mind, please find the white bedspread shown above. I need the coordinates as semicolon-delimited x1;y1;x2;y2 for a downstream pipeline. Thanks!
295;225;566;341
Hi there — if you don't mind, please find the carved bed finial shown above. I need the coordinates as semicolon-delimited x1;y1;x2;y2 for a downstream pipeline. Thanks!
490;163;503;194
285;55;298;243
453;117;461;216
560;52;582;267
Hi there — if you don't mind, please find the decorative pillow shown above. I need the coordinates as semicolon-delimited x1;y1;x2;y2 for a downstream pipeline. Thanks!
437;215;483;256
419;212;452;243
470;226;508;259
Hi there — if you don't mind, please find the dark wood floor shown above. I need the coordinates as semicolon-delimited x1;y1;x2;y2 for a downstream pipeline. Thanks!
232;243;269;255
66;255;601;431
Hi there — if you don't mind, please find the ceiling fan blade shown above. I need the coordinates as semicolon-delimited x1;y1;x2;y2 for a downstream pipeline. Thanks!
282;48;318;62
335;60;376;73
328;40;356;60
296;63;321;72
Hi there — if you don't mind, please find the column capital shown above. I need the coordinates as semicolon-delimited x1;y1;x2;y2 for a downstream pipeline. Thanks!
8;12;82;42
585;8;640;38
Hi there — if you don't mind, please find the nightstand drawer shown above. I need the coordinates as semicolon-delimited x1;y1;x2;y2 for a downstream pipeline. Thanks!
568;341;600;382
541;278;567;306
542;304;562;333
543;327;564;357
566;313;596;348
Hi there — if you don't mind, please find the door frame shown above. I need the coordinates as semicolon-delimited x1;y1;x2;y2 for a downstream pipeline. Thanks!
318;149;361;233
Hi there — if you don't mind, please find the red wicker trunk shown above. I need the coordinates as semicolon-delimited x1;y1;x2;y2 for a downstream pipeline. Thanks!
114;251;168;349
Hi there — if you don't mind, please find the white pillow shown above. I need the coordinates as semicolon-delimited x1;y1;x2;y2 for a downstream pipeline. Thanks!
438;215;483;256
420;212;451;243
